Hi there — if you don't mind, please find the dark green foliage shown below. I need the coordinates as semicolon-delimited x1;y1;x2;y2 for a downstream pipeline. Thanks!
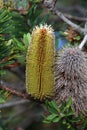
0;9;12;37
12;33;31;63
0;8;14;74
10;11;29;38
44;99;87;130
0;90;10;104
10;4;49;38
0;4;49;75
26;4;50;31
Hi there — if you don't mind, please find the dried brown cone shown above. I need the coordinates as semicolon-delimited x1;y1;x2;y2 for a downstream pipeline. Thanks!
54;47;87;116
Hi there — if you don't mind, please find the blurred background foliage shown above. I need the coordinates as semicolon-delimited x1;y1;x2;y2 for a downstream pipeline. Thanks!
0;0;87;130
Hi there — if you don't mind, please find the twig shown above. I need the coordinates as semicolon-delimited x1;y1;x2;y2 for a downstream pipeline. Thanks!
79;34;87;49
0;81;30;100
0;81;45;103
64;13;87;22
79;22;87;49
0;99;29;109
52;8;85;34
43;0;85;34
57;5;86;16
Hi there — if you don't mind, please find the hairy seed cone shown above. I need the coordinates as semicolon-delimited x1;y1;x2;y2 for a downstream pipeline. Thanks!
54;47;87;115
26;24;55;100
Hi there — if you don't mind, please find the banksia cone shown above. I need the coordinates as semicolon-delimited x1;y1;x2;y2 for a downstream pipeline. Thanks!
54;47;87;115
26;24;55;100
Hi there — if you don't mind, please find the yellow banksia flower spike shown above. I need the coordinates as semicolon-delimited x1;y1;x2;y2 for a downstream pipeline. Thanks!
26;24;55;100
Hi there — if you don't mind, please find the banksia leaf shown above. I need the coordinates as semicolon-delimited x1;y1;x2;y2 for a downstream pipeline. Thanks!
26;24;55;100
54;47;87;115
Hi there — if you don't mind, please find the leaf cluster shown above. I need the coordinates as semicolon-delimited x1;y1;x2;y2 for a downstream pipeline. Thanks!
0;4;49;75
0;8;14;74
44;98;87;130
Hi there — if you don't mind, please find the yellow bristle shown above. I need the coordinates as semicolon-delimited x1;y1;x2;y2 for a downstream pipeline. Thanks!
26;24;55;100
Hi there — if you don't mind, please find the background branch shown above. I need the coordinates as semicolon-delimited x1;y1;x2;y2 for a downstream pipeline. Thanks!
57;5;87;16
52;8;85;34
64;13;87;22
79;34;87;49
0;81;29;100
43;0;86;34
79;22;87;49
0;81;45;104
0;99;29;109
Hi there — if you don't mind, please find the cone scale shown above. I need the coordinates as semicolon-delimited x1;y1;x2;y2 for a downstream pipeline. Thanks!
26;24;55;100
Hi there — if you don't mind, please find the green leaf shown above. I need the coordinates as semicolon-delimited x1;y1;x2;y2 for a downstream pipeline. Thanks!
59;31;66;36
23;33;31;46
70;117;81;123
0;99;5;104
43;120;51;124
74;36;81;40
50;101;60;112
66;97;72;108
47;105;58;114
61;98;72;113
46;100;58;114
83;117;87;128
53;117;62;123
13;38;25;51
62;119;67;124
67;124;71;129
46;114;57;121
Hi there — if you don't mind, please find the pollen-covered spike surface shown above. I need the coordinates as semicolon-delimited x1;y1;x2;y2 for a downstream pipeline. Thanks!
54;47;87;116
26;24;55;100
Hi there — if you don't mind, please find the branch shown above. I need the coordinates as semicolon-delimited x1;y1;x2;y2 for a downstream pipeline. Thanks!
0;99;29;109
52;8;85;34
0;81;30;100
43;0;86;34
0;81;44;103
79;22;87;49
79;34;87;49
57;5;86;16
64;13;87;22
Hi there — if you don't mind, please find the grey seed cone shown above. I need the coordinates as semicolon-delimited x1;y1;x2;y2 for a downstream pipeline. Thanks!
54;47;87;115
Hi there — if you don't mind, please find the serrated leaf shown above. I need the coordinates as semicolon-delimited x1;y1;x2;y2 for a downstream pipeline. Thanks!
46;100;59;114
53;117;61;123
51;101;60;112
46;114;57;121
47;106;59;114
43;120;51;124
